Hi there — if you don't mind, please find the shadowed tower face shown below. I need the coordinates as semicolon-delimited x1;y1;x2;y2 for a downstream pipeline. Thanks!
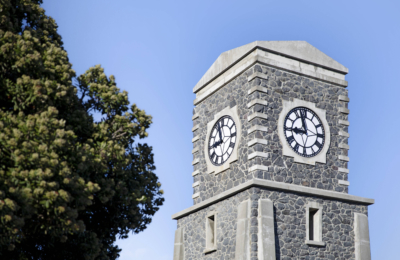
172;41;373;260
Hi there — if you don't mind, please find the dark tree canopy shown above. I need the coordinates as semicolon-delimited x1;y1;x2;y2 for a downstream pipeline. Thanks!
0;0;164;259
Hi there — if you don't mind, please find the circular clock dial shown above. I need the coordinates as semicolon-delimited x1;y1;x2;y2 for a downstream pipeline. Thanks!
208;116;237;166
284;107;325;157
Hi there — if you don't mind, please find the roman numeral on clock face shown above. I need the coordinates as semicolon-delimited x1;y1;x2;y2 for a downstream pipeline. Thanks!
211;151;216;160
229;142;235;148
287;135;295;144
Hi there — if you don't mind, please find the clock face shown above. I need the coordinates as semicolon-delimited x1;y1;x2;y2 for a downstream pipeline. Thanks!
284;107;325;157
208;116;237;166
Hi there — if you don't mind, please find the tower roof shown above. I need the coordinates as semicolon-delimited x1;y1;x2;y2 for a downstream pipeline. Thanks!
193;41;348;93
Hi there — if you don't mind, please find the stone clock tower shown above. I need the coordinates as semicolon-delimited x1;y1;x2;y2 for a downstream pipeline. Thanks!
172;41;374;260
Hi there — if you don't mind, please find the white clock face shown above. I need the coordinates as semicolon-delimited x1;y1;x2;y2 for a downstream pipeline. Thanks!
284;107;325;157
208;116;237;166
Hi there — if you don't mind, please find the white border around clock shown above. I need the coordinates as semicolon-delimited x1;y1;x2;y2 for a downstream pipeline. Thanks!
278;98;331;165
204;105;241;175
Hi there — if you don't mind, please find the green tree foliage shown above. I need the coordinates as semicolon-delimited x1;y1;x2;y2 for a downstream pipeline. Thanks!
0;0;164;259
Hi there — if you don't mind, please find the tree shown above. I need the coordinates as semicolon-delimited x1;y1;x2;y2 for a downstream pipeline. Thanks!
0;0;164;259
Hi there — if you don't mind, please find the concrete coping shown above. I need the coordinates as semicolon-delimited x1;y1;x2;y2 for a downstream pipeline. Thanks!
193;41;349;94
172;178;374;220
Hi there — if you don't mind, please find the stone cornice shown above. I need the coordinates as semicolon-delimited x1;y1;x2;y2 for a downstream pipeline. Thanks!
172;178;374;220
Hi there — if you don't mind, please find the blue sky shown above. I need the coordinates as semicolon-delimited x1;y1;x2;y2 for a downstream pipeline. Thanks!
43;0;400;259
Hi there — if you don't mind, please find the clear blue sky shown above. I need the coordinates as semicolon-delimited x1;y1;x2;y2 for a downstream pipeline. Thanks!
43;1;400;259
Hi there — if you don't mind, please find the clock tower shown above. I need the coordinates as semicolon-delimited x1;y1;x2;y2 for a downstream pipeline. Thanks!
172;41;374;260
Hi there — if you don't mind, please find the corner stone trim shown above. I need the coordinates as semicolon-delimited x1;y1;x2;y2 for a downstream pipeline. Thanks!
258;199;276;260
248;85;268;95
173;228;184;260
235;200;250;260
354;213;371;260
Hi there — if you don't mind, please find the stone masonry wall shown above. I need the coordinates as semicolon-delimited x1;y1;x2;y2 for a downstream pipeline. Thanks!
177;187;368;260
192;63;350;204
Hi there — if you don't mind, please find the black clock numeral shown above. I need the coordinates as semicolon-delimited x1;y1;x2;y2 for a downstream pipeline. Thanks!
284;126;292;131
315;141;322;149
287;135;295;144
300;108;306;117
211;151;216;160
317;133;324;138
294;143;300;151
294;110;300;118
315;124;322;128
303;147;307;156
231;132;236;137
229;142;235;148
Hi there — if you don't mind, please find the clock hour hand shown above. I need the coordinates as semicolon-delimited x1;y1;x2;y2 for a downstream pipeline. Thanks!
212;140;222;148
293;127;306;135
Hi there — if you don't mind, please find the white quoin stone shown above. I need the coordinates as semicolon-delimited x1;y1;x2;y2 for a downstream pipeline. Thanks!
355;213;371;260
235;200;250;260
258;199;276;260
173;228;184;260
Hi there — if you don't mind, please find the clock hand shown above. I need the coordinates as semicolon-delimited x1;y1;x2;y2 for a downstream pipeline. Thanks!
300;109;308;135
293;127;306;135
212;140;222;148
217;122;223;142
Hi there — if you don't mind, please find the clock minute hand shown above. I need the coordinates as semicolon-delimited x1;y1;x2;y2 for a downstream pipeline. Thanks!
217;122;223;142
300;110;308;134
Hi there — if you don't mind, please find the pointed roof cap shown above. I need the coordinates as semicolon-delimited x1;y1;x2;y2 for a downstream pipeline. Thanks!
194;41;348;93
